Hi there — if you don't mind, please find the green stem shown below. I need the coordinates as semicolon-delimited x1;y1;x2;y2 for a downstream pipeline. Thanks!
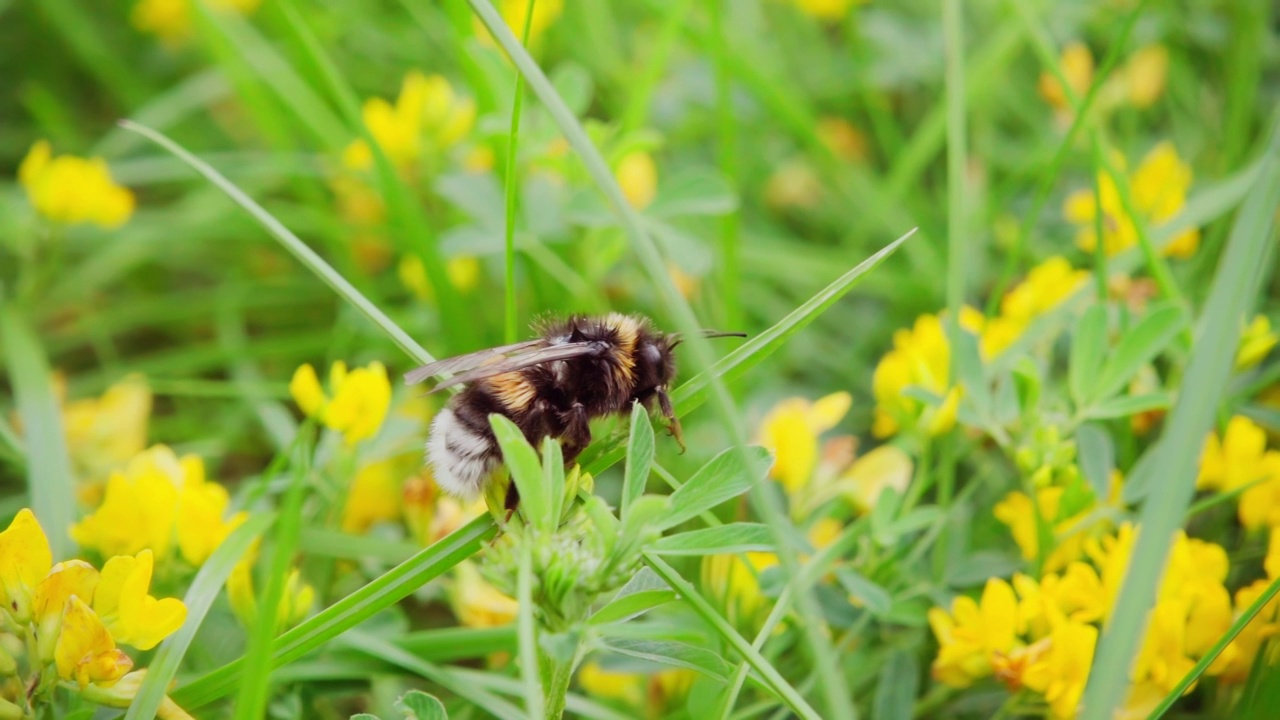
538;647;576;720
502;0;536;344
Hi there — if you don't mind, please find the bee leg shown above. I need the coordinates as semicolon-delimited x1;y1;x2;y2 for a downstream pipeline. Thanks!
559;403;593;463
657;387;685;453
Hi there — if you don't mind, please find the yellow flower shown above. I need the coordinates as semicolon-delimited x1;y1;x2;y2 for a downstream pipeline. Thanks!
72;446;242;565
55;596;132;688
33;560;100;662
1209;575;1280;683
227;558;314;630
790;0;864;21
1000;257;1089;326
398;254;482;301
1130;599;1197;695
957;306;1024;359
835;445;912;513
1065;142;1198;259
871;312;961;438
18;141;134;229
475;0;565;47
132;0;261;46
764;159;822;211
0;509;53;623
1038;41;1094;110
76;669;196;719
756;392;852;495
1197;417;1280;516
616;151;658;210
343;72;476;171
928;578;1020;687
1236;315;1277;370
58;374;151;487
1083;522;1137;621
702;552;778;633
93;550;186;651
451;562;518;628
577;661;644;706
993;487;1093;573
1119;45;1169;109
1021;621;1097;719
289;361;392;445
343;457;406;533
816;117;868;162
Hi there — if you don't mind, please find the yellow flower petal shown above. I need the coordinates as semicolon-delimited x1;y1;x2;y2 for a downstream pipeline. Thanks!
94;550;186;650
838;445;912;512
616;151;658;210
19;141;135;229
289;364;327;418
55;595;132;688
0;508;53;623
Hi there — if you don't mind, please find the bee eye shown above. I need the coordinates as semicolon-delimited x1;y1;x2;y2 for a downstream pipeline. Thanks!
643;343;662;365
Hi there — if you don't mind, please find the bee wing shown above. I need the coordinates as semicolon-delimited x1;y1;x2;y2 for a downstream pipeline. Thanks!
427;341;603;394
403;338;549;385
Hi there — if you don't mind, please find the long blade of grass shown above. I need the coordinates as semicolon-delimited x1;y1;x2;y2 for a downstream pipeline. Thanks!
502;0;536;344
235;429;313;720
119;121;436;368
172;515;497;709
516;543;543;718
1080;122;1280;719
126;513;275;720
643;553;820;720
0;305;76;560
943;0;967;313
1145;574;1280;719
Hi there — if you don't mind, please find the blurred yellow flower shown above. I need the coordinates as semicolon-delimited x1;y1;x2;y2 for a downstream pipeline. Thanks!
93;550;186;651
577;661;644;706
343;457;406;533
816;117;868;162
1119;45;1169;109
55;595;132;689
72;446;244;566
398;254;482;302
452;562;518;628
836;445;912;512
227;558;314;631
343;72;476;172
1236;315;1277;370
616;151;658;210
928;578;1019;687
764;159;822;211
1000;257;1088;326
0;509;53;624
57;374;151;488
290;361;392;445
33;560;100;662
756;392;852;494
1209;545;1280;683
18;140;134;229
790;0;864;21
994;486;1094;572
1064;142;1198;259
702;552;778;633
132;0;261;46
475;0;565;47
1021;620;1097;719
872;312;961;438
1197;416;1279;501
1037;42;1094;110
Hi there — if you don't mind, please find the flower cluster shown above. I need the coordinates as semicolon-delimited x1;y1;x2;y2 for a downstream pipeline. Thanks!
18;141;134;229
0;510;188;716
131;0;261;46
289;360;392;445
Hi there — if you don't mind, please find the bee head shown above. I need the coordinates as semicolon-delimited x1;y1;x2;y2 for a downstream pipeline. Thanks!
635;336;678;395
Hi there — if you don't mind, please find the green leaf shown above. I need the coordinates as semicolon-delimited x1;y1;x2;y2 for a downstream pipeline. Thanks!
834;569;892;617
489;415;551;532
173;516;497;709
873;650;920;720
1089;304;1186;404
622;402;655;518
0;306;75;559
1070;304;1108;407
550;62;594;116
396;691;447;720
1084;392;1175;420
649;523;774;556
589;569;675;625
602;638;732;682
1081;123;1280;719
658;446;772;530
876;506;943;546
350;715;381;720
947;319;987;417
1076;423;1115;500
647;169;738;218
127;514;274;720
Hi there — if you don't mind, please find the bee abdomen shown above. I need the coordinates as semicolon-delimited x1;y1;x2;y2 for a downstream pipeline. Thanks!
426;408;500;500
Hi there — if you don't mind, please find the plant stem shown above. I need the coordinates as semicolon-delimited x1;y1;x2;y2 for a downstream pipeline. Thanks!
538;647;576;720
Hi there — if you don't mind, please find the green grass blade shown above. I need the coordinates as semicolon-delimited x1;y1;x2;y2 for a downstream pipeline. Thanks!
1145;575;1280;719
118;121;436;368
502;0;536;344
1081;123;1280;720
126;514;275;720
517;544;543;718
172;515;497;709
0;305;76;560
643;553;821;720
943;0;968;313
235;432;312;720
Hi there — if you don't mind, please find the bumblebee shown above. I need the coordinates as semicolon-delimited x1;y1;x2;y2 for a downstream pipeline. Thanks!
404;313;744;500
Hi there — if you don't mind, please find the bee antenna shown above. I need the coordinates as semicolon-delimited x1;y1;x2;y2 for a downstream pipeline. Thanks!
668;329;747;347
